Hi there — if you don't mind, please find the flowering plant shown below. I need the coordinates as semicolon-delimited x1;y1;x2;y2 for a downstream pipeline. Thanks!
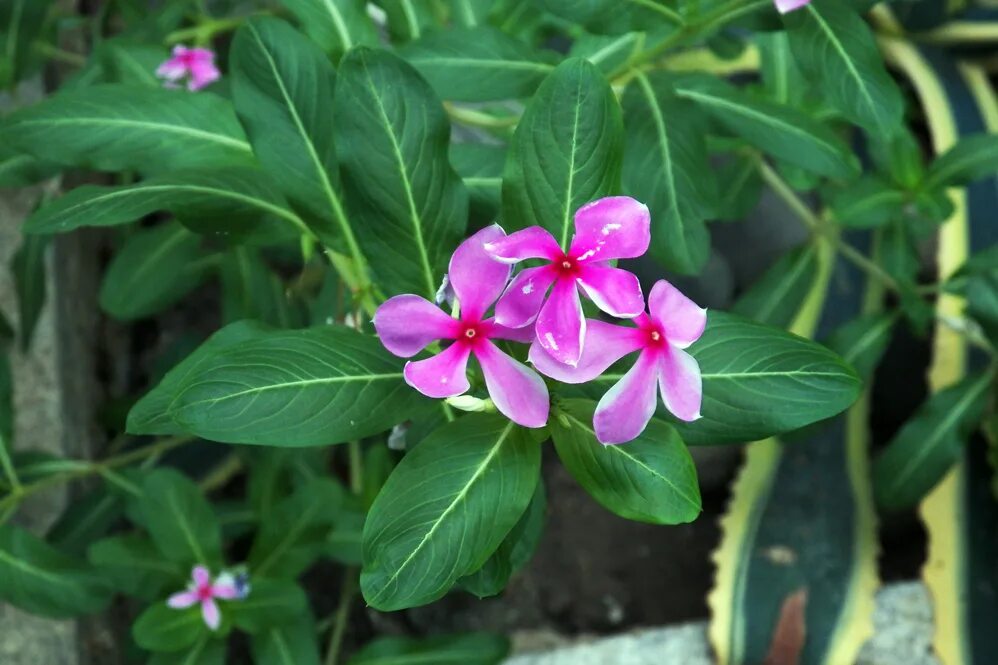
1;0;997;664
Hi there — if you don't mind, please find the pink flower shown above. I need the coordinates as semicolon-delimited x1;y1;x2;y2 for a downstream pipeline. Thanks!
167;566;242;631
775;0;811;13
373;226;550;428
156;46;220;91
531;280;706;444
484;197;650;367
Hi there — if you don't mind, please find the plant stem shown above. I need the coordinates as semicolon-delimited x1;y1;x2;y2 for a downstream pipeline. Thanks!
34;42;86;67
323;567;359;665
757;161;901;293
444;103;519;130
0;433;21;495
166;17;247;45
347;441;362;495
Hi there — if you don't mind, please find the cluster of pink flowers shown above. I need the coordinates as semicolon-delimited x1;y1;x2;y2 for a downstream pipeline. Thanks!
167;565;248;630
156;46;220;91
374;197;706;445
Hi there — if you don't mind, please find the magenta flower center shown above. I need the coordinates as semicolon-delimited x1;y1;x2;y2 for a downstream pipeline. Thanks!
457;321;491;348
643;324;666;349
555;254;581;278
197;584;213;601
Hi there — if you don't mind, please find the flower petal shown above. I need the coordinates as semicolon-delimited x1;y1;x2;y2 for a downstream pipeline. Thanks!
495;265;557;329
155;58;187;81
535;278;585;366
483;226;561;264
648;280;707;348
659;346;702;422
593;350;660;445
475;341;549;428
167;591;199;609
489;320;536;344
211;582;240;600
403;344;471;399
577;265;645;318
188;61;221;91
202;599;221;631
774;0;811;13
529;319;644;383
374;294;458;357
192;565;211;588
449;225;511;321
570;196;651;263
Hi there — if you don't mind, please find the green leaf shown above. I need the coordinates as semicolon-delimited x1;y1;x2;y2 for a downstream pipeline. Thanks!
164;325;428;446
149;637;225;665
535;0;682;35
228;580;309;633
361;414;540;610
968;271;998;347
874;370;992;513
459;479;546;598
583;311;863;445
0;144;59;188
0;0;53;89
550;399;701;524
783;0;904;136
334;47;468;299
98;40;168;86
0;85;254;174
732;243;819;328
220;247;305;328
278;0;377;60
133;602;207;653
622;71;713;274
715;154;763;221
127;321;271;436
133;469;223;568
231;18;363;261
248;478;342;578
12;233;48;351
924;133;998;189
0;524;109;618
88;534;184;599
48;485;123;556
325;501;365;566
451;142;504;223
830;177;907;229
23;168;302;243
503;57;622;247
400;27;554;102
99;222;210;321
569;32;645;76
824;312;896;382
251;617;322;665
347;633;510;665
672;74;858;179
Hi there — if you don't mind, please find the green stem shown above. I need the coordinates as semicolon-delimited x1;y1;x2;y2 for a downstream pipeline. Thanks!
34;42;86;67
347;441;362;495
323;567;358;665
444;103;519;130
628;0;685;25
0;436;193;515
166;15;255;45
0;433;21;494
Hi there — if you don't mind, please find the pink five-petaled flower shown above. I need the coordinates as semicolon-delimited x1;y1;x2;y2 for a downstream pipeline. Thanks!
531;280;706;445
156;46;220;92
373;226;550;428
484;196;650;367
167;566;241;631
774;0;811;13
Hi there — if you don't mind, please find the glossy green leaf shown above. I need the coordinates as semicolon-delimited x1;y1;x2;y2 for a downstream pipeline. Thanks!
127;321;271;436
148;637;225;665
347;633;510;665
48;485;123;556
98;40;167;86
373;0;436;42
874;370;992;513
99;222;210;321
232;18;363;259
0;85;254;174
0;0;53;89
400;27;554;101
133;469;223;568
783;0;904;136
830;177;907;229
535;0;682;35
164;324;427;446
11;233;48;351
551;399;701;524
23;168;302;243
335;47;468;299
967;272;998;347
569;32;644;76
88;534;184;599
503;57;622;247
248;478;342;578
361;414;540;610
133;602;207;652
228;580;309;632
0;145;59;188
459;479;546;598
622;71;713;274
824;312;896;382
252;617;322;665
278;0;377;59
756;31;808;106
673;74;858;179
715;154;763;221
0;524;109;618
732;243;819;328
924;133;998;189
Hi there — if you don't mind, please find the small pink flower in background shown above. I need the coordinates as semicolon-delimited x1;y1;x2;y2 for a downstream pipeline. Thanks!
485;196;651;367
167;565;243;631
156;46;220;91
531;280;706;445
374;226;550;428
774;0;811;13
